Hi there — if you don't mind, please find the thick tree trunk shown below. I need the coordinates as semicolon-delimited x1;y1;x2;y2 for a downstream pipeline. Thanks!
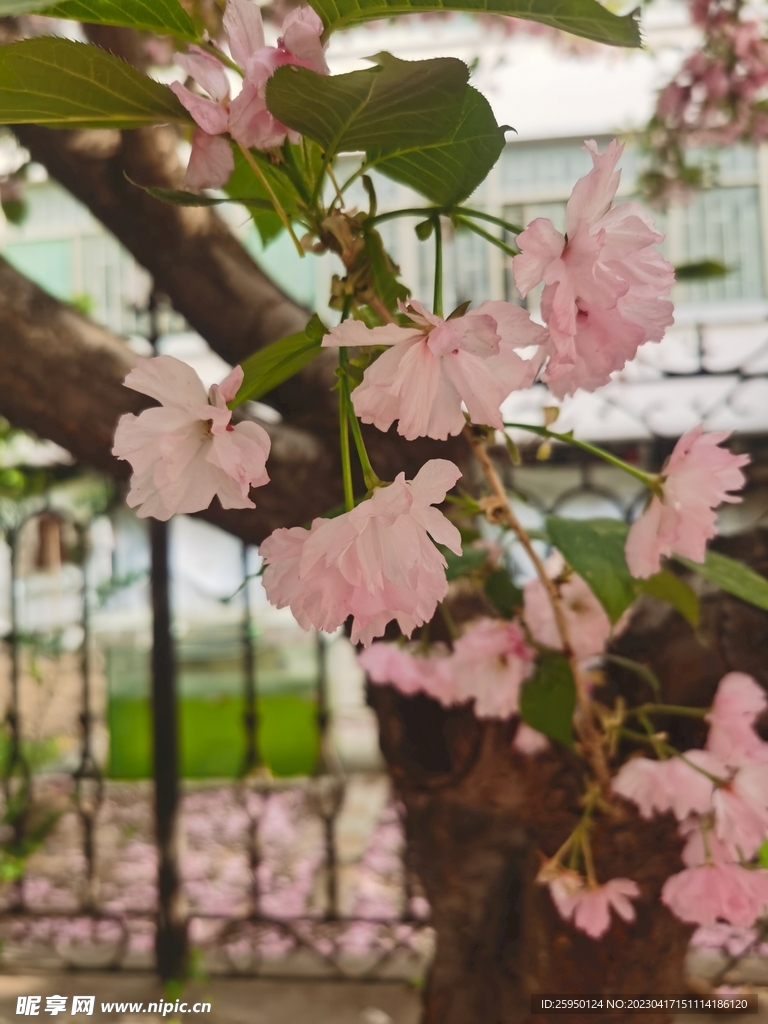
369;533;768;1024
372;691;691;1024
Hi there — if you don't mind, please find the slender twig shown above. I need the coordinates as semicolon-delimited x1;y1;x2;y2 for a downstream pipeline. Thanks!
628;703;709;720
463;425;611;790
454;215;520;259
196;40;243;75
503;422;658;489
432;214;443;319
368;206;444;226
237;143;304;257
458;207;525;235
338;349;354;513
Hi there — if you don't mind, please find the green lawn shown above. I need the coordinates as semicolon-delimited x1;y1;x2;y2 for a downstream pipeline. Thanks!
107;693;319;779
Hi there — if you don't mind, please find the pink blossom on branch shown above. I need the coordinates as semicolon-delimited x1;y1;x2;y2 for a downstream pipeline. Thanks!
170;0;328;188
512;139;675;399
113;356;270;520
261;460;462;646
545;870;641;940
360;617;535;720
624;426;749;579
449;617;535;719
522;553;611;660
358;641;458;707
706;672;768;765
323;300;548;440
611;751;722;822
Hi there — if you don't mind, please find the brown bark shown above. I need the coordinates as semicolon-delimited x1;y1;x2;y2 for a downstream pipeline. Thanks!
0;255;335;543
369;536;768;1024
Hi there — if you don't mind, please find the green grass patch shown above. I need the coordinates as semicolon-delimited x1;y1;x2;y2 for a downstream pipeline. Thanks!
107;693;319;779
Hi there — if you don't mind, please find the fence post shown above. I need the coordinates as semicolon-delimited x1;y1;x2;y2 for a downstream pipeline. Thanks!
150;516;188;981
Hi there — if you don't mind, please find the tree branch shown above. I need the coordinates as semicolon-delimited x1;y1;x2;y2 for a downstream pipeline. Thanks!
0;256;338;543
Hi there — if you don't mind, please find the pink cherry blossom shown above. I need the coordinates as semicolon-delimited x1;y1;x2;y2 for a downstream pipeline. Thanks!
170;1;327;188
323;301;548;441
358;641;459;706
611;752;722;821
706;672;768;766
712;763;768;859
547;871;641;939
513;722;550;755
512;139;675;399
448;617;535;719
260;460;462;646
624;427;749;579
113;356;270;520
522;553;611;660
661;864;767;928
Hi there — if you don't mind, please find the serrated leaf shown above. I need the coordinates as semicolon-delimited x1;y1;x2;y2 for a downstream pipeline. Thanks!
266;54;469;163
546;516;636;624
128;178;274;211
675;550;768;613
520;654;575;748
310;0;641;48
40;0;198;40
636;570;699;627
484;569;523;618
0;38;189;129
231;315;328;407
370;85;505;206
266;54;505;206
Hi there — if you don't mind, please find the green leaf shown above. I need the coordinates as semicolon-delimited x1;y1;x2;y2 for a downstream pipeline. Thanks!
441;546;488;581
759;839;768;869
674;260;730;281
232;315;328;407
363;226;410;312
266;54;506;206
225;145;304;246
636;570;699;627
546;516;636;624
370;84;505;206
40;0;198;40
266;54;470;162
128;178;274;212
675;550;768;613
520;653;575;748
310;0;641;48
484;569;523;618
0;38;189;129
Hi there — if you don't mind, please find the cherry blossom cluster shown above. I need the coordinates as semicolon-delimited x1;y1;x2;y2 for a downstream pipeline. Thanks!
111;123;763;949
614;673;768;929
644;0;768;203
170;0;328;189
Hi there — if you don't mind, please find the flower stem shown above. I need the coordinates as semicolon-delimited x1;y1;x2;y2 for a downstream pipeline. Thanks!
347;401;380;491
453;215;520;259
628;703;709;720
458;207;525;236
463;425;611;791
432;214;444;318
503;422;659;488
338;348;355;514
197;40;243;76
236;143;304;257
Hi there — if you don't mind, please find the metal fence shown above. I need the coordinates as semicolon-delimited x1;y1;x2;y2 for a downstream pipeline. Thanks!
0;502;431;979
